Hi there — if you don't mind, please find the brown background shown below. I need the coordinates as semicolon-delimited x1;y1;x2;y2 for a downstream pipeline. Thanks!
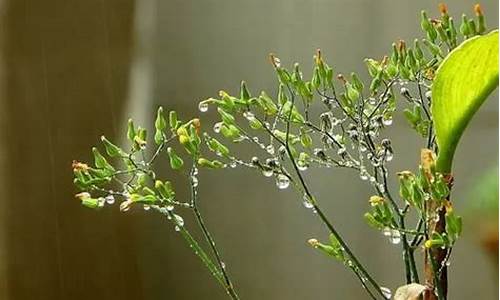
0;0;497;299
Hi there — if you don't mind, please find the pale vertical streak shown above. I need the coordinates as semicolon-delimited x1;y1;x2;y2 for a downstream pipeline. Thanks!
40;37;65;298
122;0;157;137
0;0;8;298
99;0;117;135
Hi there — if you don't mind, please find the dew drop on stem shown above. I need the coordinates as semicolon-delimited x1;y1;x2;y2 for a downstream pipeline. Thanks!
389;229;401;244
276;174;290;189
198;102;209;112
380;286;392;299
105;195;115;205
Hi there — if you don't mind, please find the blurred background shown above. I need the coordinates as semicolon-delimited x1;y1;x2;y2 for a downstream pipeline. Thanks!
0;0;498;299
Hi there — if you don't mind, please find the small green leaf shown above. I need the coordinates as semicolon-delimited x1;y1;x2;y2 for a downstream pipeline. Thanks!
92;147;115;173
101;136;125;157
167;147;184;170
432;30;498;172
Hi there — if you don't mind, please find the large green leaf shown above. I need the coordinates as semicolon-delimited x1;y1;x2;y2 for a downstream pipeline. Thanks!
432;30;499;173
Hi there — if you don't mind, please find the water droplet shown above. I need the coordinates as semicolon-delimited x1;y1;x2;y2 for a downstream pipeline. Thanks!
382;116;393;126
297;160;308;171
276;174;290;189
143;205;151;211
166;205;174;211
174;225;180;232
243;111;255;121
221;262;226;269
191;176;199;187
303;194;313;209
380;286;392;299
272;56;281;67
389;230;401;244
229;161;237;168
262;169;273;177
385;151;394;162
425;90;432;101
382;227;391;236
198;102;209;112
213;122;223;133
174;214;184;227
105;195;115;204
266;144;275;155
359;167;369;181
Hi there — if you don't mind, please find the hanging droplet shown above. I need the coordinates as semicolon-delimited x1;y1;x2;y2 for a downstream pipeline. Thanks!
166;205;174;211
191;176;199;187
266;144;275;155
229;161;237;168
174;214;184;227
297;160;308;171
174;225;180;232
276;174;290;189
221;261;226;269
303;194;313;209
382;227;391;236
389;229;401;244
359;167;369;181
105;195;115;205
380;286;392;299
97;197;105;208
262;169;273;177
143;205;151;211
272;56;281;67
213;122;223;133
198;102;209;112
385;151;394;162
425;90;432;101
243;111;255;121
382;116;393;126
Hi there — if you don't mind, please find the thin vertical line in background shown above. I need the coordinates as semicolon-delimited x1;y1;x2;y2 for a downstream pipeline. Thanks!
40;37;65;299
99;0;118;135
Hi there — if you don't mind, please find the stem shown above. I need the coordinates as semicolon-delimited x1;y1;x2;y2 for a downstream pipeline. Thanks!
189;164;240;300
423;176;452;300
284;86;387;300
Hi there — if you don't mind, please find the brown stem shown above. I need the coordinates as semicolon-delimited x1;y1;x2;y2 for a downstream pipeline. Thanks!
424;174;453;300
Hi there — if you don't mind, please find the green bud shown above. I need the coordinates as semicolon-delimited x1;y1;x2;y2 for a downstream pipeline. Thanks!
154;107;167;144
413;39;424;61
436;24;448;43
92;147;115;173
167;147;184;170
422;39;443;57
197;158;224;169
300;132;313;148
249;118;263;130
240;81;251;101
218;108;235;125
369;75;382;93
127;119;136;142
467;19;477;35
137;172;148;186
420;11;431;31
460;14;471;37
351;72;364;92
81;198;100;209
346;83;360;101
207;137;230;157
477;15;486;34
364;212;384;229
365;58;380;77
311;67;321;89
258;91;278;116
169;110;180;130
101;136;124;157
